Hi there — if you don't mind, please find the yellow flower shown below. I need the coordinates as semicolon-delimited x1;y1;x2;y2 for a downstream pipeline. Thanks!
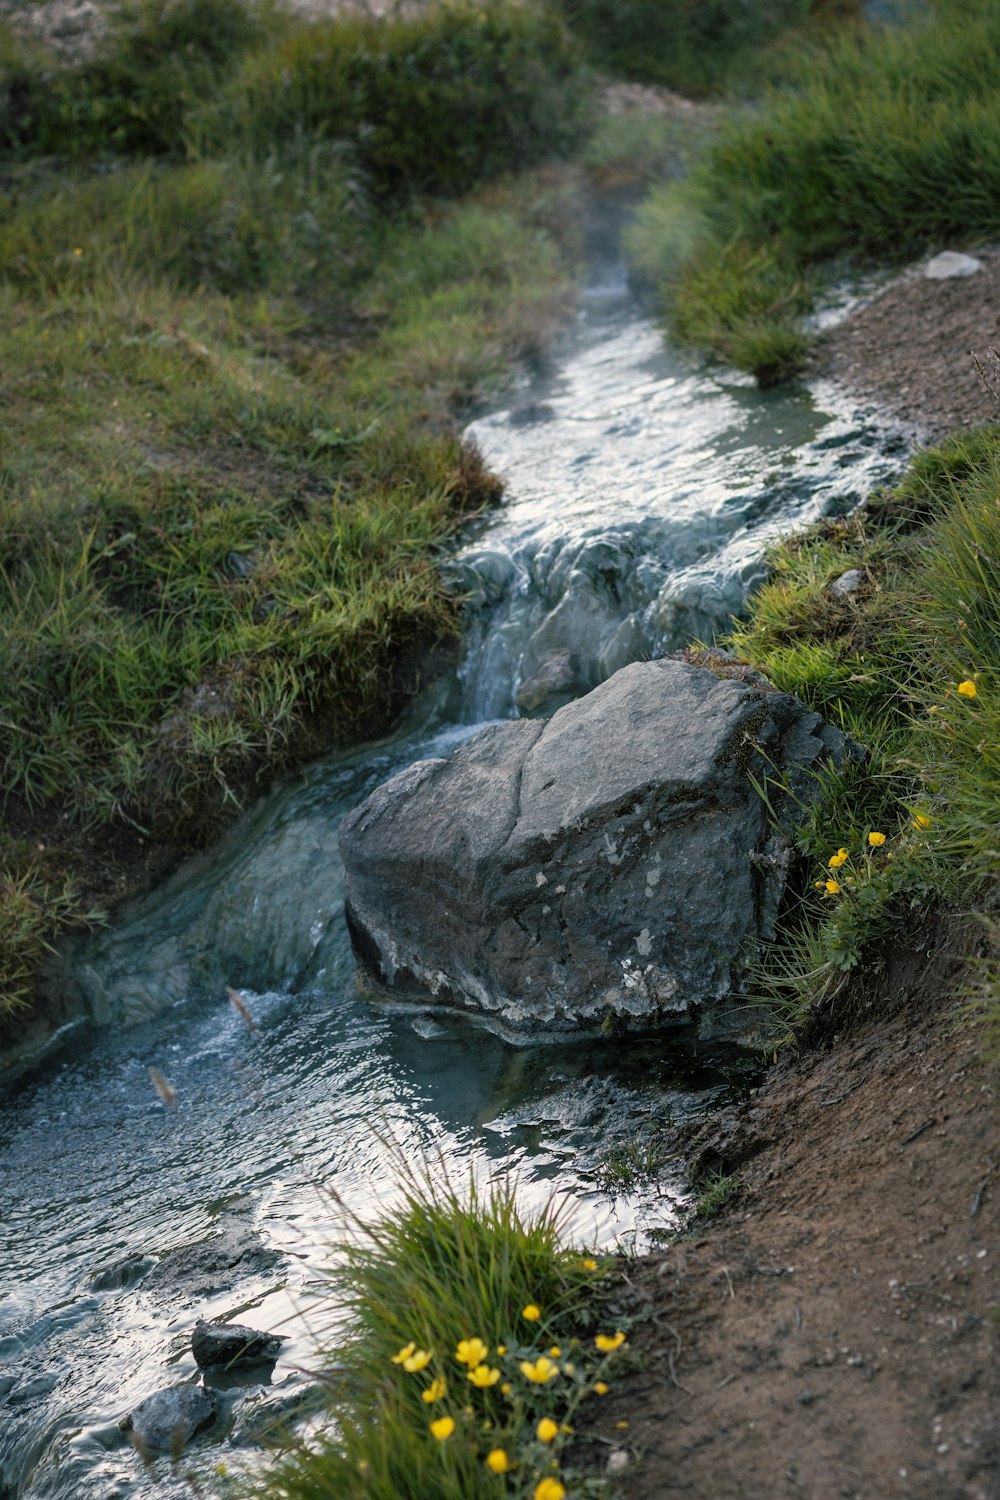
615;1420;630;1430
430;1416;455;1440
72;247;83;257
867;831;886;847
403;1348;432;1373
824;879;841;895
456;1337;489;1367
913;813;933;830
422;1377;447;1404
468;1363;501;1388
537;1417;559;1442
828;849;849;868
486;1449;511;1474
391;1342;416;1365
593;1381;609;1395
500;1382;512;1396
535;1479;566;1500
496;1345;507;1356
595;1331;626;1353
958;679;977;698
581;1258;598;1272
520;1355;560;1384
522;1304;541;1322
562;1361;575;1374
548;1346;562;1357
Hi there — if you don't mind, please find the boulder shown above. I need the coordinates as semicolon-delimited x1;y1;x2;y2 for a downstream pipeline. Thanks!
121;1384;215;1455
340;660;854;1038
191;1318;283;1371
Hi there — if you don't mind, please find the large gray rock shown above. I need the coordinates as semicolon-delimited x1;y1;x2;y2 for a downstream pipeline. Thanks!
340;661;853;1038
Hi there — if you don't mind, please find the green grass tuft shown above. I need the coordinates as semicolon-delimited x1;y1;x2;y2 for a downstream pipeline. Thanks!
249;1164;622;1500
732;428;1000;1032
625;0;1000;380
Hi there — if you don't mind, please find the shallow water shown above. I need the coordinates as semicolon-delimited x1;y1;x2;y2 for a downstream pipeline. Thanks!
0;272;909;1499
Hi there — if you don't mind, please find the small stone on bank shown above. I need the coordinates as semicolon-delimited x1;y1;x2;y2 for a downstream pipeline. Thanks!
923;251;983;280
829;569;863;597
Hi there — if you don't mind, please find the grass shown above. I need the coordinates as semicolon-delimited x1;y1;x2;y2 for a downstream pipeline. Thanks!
242;1165;625;1500
0;0;589;1028
625;0;1000;381
553;0;850;97
726;426;1000;1032
594;1134;671;1194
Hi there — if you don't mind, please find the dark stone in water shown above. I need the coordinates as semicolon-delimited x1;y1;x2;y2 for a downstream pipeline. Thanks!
88;1251;155;1291
144;1224;283;1301
191;1317;283;1371
515;650;580;712
120;1384;215;1455
341;660;856;1039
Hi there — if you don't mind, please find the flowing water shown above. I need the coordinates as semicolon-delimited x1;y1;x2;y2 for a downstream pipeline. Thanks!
0;266;909;1499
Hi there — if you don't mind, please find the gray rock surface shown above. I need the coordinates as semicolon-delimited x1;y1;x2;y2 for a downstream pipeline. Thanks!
340;660;854;1038
121;1384;215;1455
191;1318;283;1371
144;1225;283;1300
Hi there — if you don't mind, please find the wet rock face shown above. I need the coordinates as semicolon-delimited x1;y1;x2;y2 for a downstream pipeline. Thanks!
191;1318;283;1371
121;1385;215;1455
340;660;854;1038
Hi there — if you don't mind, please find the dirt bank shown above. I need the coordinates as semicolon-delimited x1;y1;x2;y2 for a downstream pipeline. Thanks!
812;249;1000;441
585;911;999;1499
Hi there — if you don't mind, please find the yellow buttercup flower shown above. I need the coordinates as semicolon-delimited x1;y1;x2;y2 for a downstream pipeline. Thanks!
403;1348;432;1372
422;1377;447;1404
485;1448;511;1473
595;1331;626;1353
548;1346;562;1357
593;1380;609;1395
828;848;849;868
957;679;977;698
537;1417;559;1442
456;1337;489;1367
824;879;841;895
615;1420;629;1430
534;1479;566;1500
500;1382;512;1396
496;1345;507;1356
468;1363;501;1388
867;831;886;847
522;1304;541;1321
581;1258;598;1272
913;813;933;829
520;1355;560;1384
391;1342;416;1365
430;1415;455;1440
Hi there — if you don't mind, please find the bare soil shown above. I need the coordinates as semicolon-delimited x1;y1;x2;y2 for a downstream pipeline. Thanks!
585;911;1000;1500
812;250;1000;441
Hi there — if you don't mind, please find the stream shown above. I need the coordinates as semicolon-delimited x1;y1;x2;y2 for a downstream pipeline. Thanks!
0;263;910;1499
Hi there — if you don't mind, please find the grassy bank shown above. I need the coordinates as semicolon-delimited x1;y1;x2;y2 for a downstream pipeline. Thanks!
625;0;1000;381
722;426;1000;1045
237;1169;624;1500
0;0;591;1029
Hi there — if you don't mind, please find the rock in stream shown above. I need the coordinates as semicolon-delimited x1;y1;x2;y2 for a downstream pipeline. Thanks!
340;660;854;1038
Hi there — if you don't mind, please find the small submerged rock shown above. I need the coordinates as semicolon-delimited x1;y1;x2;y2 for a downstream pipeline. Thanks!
144;1224;283;1300
121;1385;215;1455
192;1317;283;1371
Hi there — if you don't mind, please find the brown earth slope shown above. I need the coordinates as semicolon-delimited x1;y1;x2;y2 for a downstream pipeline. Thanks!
585;914;999;1500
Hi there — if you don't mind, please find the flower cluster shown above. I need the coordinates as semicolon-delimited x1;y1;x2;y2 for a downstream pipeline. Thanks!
385;1277;628;1499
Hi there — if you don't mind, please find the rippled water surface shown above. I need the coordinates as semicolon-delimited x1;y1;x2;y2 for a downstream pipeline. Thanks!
0;272;909;1499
